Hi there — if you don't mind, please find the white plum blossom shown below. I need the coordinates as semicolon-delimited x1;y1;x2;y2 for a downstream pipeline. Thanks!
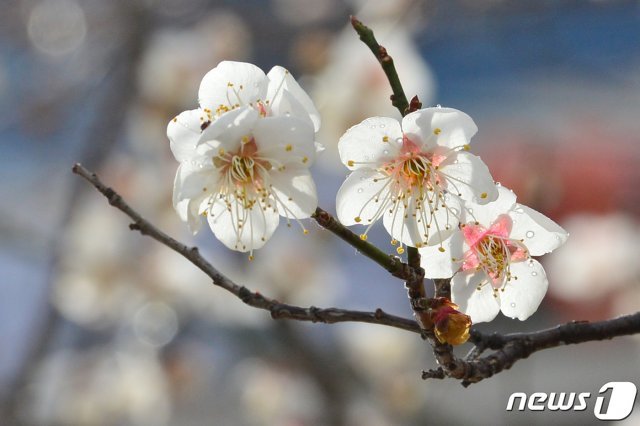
420;185;568;322
167;61;321;256
335;107;497;251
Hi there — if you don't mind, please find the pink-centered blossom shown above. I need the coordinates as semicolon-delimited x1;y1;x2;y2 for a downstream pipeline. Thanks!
420;185;568;322
335;107;497;251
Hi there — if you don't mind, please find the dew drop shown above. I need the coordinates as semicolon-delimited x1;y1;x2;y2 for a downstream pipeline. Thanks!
436;104;442;108
531;271;538;276
510;302;516;308
528;261;534;267
383;150;389;155
514;207;524;214
380;123;386;128
526;231;535;238
357;188;364;194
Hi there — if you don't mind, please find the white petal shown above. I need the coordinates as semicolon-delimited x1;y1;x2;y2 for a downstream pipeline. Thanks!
336;169;391;226
499;259;548;321
382;191;461;247
252;116;316;166
463;184;517;227
207;197;279;252
402;107;477;151
269;166;318;219
338;117;402;170
267;66;321;132
172;162;217;203
167;109;207;162
451;271;500;323
439;151;497;204
419;231;465;278
198;61;268;112
509;204;568;256
174;196;206;235
199;106;259;154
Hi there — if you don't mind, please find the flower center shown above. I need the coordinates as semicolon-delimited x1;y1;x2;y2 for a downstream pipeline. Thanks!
229;155;255;183
461;217;529;288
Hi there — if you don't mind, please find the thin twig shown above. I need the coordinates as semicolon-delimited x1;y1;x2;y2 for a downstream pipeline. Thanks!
311;208;414;281
72;163;421;334
350;16;411;116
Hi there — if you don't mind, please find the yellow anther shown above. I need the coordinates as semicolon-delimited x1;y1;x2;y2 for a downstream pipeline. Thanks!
302;156;308;164
396;247;405;254
248;255;254;261
285;144;292;152
218;148;225;156
434;128;442;135
359;234;368;241
463;144;470;151
347;160;355;167
354;216;362;223
480;192;488;199
382;136;389;142
227;82;234;87
303;229;309;235
438;247;445;253
390;239;398;246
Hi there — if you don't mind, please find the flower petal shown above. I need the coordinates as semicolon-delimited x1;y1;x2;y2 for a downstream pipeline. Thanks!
419;231;465;278
499;259;548;321
509;204;568;256
167;109;207;162
172;161;217;203
252;115;316;166
463;184;517;227
266;66;321;132
451;271;500;323
269;166;318;219
198;61;268;113
206;197;279;252
199;106;259;154
402;107;477;151
439;151;497;204
336;169;391;226
338;117;403;170
382;191;460;247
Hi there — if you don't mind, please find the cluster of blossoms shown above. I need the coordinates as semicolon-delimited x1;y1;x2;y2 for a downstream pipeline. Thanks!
336;107;568;336
168;61;321;259
168;61;568;343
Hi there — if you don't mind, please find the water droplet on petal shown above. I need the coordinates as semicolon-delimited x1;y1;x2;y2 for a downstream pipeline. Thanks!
380;124;386;128
526;231;535;238
514;207;524;214
510;302;516;308
436;104;442;108
357;188;364;194
531;271;538;276
383;150;389;155
528;261;534;267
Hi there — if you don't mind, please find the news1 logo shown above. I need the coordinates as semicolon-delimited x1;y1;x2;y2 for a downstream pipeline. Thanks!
506;382;638;420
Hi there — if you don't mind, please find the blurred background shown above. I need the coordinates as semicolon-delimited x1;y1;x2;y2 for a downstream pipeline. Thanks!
1;0;639;424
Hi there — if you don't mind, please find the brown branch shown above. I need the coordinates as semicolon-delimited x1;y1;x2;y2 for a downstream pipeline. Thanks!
311;208;415;281
71;163;421;335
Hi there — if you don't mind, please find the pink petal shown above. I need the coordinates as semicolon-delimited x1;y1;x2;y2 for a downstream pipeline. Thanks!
462;223;487;247
487;214;512;238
